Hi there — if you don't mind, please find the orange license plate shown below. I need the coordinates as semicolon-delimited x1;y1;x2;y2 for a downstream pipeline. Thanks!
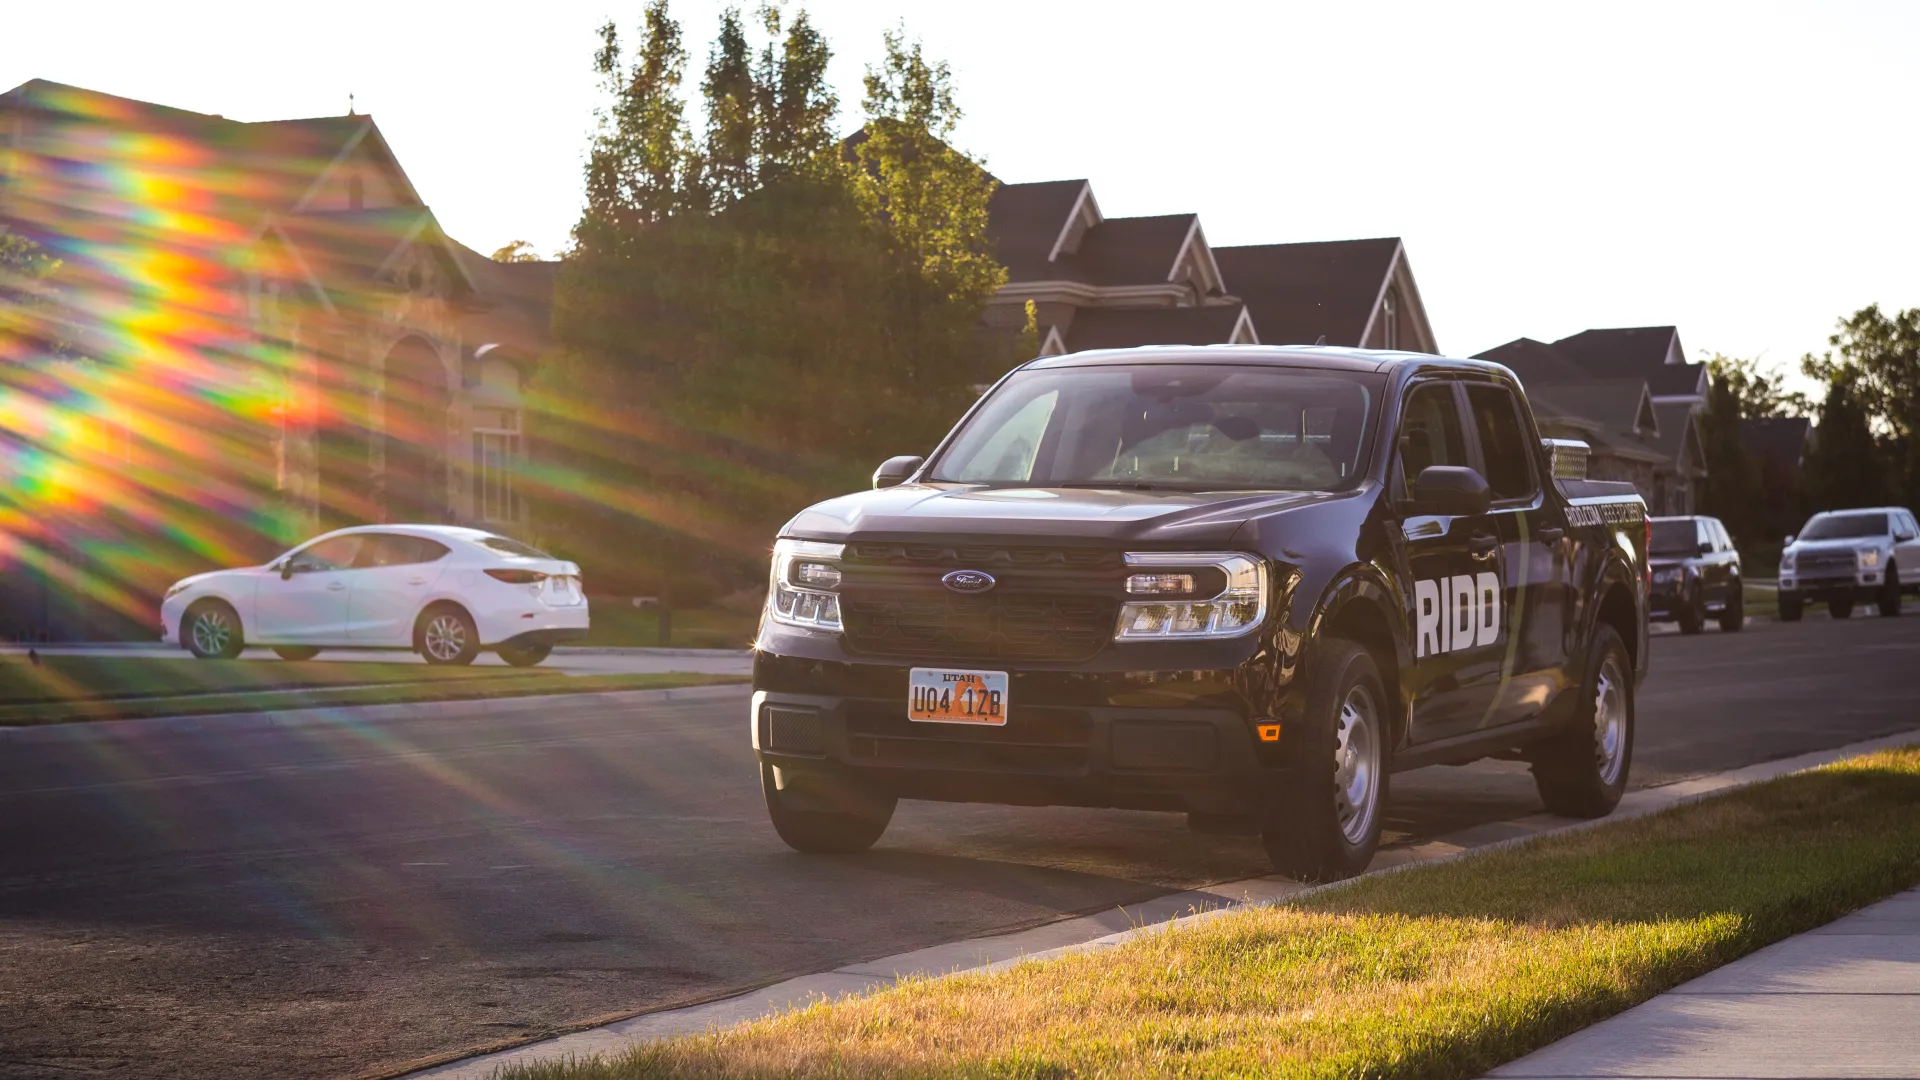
908;667;1008;725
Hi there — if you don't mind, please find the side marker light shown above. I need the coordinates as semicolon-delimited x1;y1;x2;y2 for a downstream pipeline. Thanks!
1256;723;1282;743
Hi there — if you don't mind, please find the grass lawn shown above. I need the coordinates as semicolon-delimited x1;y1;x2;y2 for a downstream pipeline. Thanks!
581;604;760;649
0;655;744;726
504;745;1920;1080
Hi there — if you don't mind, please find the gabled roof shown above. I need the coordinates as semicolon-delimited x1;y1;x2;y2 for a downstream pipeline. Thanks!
985;179;1088;282
1212;238;1401;346
1059;214;1201;286
1651;402;1707;475
1065;305;1255;351
451;240;559;369
1529;378;1661;439
265;208;475;307
1741;416;1812;470
1549;325;1702;398
1472;337;1595;387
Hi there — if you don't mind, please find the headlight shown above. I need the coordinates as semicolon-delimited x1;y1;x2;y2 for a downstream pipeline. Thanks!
1115;553;1267;640
1859;548;1880;569
768;539;843;631
1653;568;1681;584
1780;551;1795;572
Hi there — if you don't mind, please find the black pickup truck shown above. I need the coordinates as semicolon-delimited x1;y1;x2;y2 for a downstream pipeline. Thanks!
752;346;1650;880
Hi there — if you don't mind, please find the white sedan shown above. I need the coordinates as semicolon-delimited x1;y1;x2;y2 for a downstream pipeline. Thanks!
160;525;589;666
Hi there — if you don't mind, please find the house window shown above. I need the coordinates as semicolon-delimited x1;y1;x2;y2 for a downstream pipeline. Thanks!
472;407;521;522
1382;289;1400;350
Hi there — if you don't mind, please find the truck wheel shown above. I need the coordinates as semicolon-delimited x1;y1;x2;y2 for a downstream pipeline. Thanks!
1830;597;1854;619
1676;593;1704;635
1261;639;1389;883
1879;565;1901;617
1719;580;1745;632
1530;623;1633;818
761;764;895;854
1779;592;1803;621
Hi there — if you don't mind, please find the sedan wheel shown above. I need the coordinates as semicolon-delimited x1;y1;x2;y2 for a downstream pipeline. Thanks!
186;602;243;660
417;608;479;666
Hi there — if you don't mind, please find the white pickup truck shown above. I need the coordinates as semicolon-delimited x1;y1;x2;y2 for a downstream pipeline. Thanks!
1778;507;1920;620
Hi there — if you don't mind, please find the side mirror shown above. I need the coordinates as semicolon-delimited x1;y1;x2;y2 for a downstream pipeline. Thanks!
872;455;925;489
1783;535;1795;546
1698;541;1714;556
280;563;296;580
1412;465;1491;517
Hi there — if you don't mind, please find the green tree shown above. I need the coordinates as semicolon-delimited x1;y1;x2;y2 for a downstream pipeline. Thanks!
489;240;542;263
1697;366;1759;544
1800;367;1890;513
1702;353;1809;419
1822;305;1920;509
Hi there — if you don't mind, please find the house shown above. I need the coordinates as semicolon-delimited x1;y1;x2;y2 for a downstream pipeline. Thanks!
1474;334;1706;514
981;178;1434;357
0;79;543;637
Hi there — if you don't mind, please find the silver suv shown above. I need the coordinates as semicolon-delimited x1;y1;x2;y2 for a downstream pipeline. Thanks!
1778;507;1920;620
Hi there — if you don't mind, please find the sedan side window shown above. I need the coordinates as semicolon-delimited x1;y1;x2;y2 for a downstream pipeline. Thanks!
353;534;451;568
289;536;363;573
1397;383;1468;501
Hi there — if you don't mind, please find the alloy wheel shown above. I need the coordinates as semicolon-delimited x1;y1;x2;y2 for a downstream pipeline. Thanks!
423;614;468;661
1333;684;1381;845
191;609;233;656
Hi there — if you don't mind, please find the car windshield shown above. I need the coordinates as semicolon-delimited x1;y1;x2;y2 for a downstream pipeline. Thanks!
928;364;1382;492
477;535;553;559
1799;512;1888;540
1650;520;1700;555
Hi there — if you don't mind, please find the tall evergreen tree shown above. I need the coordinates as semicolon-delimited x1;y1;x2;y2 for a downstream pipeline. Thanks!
1698;366;1759;545
1801;370;1890;514
697;7;756;210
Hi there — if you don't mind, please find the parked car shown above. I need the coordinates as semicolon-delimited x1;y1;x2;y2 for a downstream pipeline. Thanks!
161;525;588;666
750;345;1650;881
1647;515;1743;633
1778;507;1920;620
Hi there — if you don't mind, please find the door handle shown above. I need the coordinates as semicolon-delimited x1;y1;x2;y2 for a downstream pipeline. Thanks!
327;582;347;592
408;576;427;585
1537;527;1564;543
1468;533;1499;557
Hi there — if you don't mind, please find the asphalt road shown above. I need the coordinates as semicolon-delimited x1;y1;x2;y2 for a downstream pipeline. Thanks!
2;613;1918;1079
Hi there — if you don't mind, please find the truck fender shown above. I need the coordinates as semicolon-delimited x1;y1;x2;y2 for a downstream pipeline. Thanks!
1301;562;1413;741
1581;553;1646;686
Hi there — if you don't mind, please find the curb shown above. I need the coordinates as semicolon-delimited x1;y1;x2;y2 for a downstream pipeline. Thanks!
403;724;1920;1079
0;683;753;746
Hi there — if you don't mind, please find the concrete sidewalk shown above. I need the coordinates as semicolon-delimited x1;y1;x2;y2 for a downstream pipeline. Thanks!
1489;886;1920;1079
0;642;752;676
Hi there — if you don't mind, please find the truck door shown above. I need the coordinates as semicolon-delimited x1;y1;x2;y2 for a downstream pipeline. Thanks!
1464;380;1568;729
1395;380;1507;744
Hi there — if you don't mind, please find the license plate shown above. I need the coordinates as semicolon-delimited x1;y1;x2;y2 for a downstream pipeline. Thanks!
908;667;1008;726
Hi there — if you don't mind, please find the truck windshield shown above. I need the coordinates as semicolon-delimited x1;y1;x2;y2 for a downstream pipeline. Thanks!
930;364;1380;491
1799;512;1888;540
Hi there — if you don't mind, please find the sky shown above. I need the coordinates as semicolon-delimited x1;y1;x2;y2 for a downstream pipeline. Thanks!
6;1;1917;375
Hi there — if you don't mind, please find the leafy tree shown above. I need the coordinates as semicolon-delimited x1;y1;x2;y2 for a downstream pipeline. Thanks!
489;240;542;263
1702;353;1809;419
1697;366;1759;544
1799;366;1890;514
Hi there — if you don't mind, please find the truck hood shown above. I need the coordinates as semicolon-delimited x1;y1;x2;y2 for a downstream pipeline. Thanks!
1790;537;1886;555
782;484;1344;546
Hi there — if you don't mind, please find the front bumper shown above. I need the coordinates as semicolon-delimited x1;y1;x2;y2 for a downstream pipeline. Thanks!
751;647;1287;817
1779;569;1880;599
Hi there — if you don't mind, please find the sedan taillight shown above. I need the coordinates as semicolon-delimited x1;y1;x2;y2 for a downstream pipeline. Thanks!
486;568;549;585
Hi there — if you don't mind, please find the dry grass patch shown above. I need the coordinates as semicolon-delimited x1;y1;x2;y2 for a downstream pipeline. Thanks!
502;747;1920;1080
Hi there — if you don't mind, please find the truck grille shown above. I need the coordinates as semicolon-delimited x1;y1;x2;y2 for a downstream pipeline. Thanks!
1797;551;1856;577
839;544;1124;663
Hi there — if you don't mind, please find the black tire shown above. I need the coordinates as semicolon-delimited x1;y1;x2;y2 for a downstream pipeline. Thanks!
415;605;479;666
272;646;320;661
1830;597;1854;620
1719;580;1745;632
1530;622;1633;818
1779;592;1803;622
183;600;244;660
1261;639;1390;883
497;643;552;668
1879;564;1901;617
1677;597;1704;635
761;763;895;854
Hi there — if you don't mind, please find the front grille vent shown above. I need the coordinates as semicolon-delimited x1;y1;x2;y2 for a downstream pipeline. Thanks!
765;707;824;754
1798;551;1855;575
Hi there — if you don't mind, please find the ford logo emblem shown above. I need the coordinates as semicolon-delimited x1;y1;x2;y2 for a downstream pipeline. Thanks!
942;569;996;594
